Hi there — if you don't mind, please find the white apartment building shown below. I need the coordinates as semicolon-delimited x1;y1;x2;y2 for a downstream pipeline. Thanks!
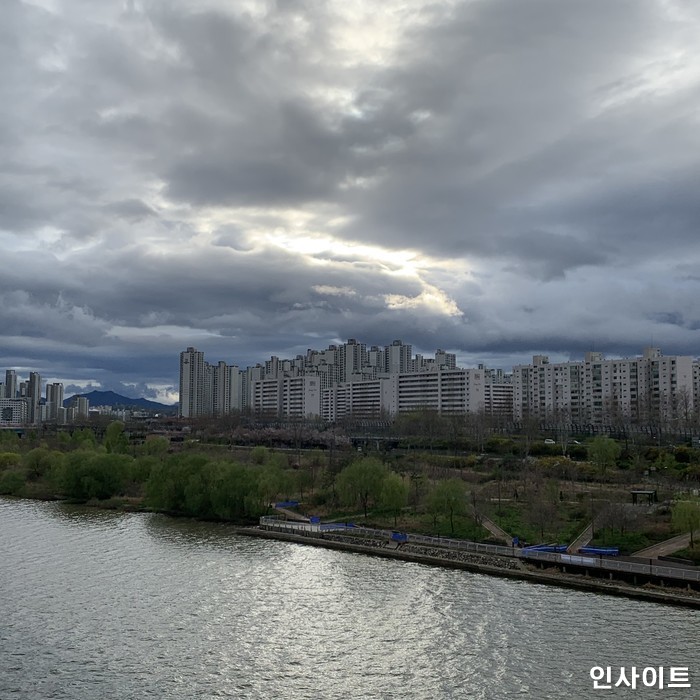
394;368;485;415
179;347;206;418
321;379;384;421
252;376;321;418
483;381;514;419
45;382;64;422
4;370;17;399
0;398;29;425
319;369;487;420
67;396;90;421
179;343;699;424
513;347;695;423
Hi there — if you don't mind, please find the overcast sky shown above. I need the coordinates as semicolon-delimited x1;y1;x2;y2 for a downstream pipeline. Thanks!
3;0;700;403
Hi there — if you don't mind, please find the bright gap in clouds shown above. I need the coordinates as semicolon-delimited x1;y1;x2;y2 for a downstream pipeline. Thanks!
264;230;422;274
264;231;467;317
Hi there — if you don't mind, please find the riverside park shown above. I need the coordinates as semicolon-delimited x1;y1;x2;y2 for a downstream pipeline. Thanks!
2;414;700;601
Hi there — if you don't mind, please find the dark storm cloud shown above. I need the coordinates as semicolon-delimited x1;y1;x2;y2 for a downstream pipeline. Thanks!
3;0;700;395
334;0;684;257
59;244;425;328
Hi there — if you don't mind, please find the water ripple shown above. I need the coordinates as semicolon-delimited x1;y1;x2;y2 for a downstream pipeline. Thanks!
1;497;698;699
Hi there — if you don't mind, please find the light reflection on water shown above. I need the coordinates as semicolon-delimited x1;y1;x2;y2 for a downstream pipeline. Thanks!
1;497;698;699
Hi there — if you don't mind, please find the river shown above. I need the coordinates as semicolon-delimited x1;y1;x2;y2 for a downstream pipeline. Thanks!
1;497;698;699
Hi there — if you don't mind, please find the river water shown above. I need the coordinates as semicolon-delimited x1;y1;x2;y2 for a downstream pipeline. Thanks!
1;497;698;699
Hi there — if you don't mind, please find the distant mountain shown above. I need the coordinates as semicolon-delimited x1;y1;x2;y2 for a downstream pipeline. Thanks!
63;390;177;413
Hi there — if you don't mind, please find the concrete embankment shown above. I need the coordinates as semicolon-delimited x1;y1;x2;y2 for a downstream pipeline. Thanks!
237;526;700;610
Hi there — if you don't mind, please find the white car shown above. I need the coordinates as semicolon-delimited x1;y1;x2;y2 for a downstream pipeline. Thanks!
544;438;555;444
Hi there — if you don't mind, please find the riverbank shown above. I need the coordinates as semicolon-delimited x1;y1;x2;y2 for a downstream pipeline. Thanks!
6;493;699;608
239;526;700;610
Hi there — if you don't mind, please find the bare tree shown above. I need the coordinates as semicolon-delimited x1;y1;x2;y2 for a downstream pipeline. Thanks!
465;409;493;453
527;479;561;542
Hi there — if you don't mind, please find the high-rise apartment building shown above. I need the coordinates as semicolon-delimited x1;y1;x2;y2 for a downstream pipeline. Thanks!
512;347;694;424
385;339;412;374
4;370;17;400
178;343;700;424
45;383;65;422
0;398;29;424
0;369;67;425
67;395;90;421
27;372;41;424
179;347;206;418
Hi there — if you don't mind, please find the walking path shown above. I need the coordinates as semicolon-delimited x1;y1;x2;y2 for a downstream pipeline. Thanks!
272;505;309;522
632;532;691;559
479;515;513;545
567;522;594;553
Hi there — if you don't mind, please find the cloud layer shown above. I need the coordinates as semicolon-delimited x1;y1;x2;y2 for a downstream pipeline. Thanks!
3;0;700;401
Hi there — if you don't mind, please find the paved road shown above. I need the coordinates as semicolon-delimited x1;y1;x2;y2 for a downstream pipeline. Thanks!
632;532;691;558
567;522;593;553
272;506;309;522
479;515;513;544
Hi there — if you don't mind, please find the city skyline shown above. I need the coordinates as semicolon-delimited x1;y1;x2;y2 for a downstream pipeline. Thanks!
8;333;700;410
178;341;700;424
4;1;700;402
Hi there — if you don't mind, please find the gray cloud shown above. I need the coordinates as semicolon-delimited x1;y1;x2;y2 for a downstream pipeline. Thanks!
2;0;700;399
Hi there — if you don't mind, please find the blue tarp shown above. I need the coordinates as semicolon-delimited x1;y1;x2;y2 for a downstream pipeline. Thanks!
579;546;620;556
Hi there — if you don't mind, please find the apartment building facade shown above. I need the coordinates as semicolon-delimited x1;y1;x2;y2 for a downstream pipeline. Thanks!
512;347;694;424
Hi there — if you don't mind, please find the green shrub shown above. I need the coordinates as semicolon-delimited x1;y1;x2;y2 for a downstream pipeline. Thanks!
0;470;25;496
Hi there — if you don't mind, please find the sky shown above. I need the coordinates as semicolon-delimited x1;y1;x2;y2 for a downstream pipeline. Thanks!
3;0;700;404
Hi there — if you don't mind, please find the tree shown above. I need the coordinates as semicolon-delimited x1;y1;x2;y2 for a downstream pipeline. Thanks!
526;479;561;541
295;468;313;501
139;435;169;457
209;461;261;521
394;409;447;451
520;415;541;457
0;470;24;495
336;457;387;519
601;501;640;537
58;452;130;501
428;478;466;535
0;452;21;469
380;472;409;526
0;431;20;448
71;428;96;449
257;463;286;508
104;421;128;454
588;437;621;482
408;469;426;513
22;448;61;481
465;410;493;453
672;500;700;548
305;448;325;490
250;446;269;465
552;407;572;456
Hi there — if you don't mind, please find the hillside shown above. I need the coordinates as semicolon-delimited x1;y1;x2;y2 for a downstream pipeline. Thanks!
63;390;177;413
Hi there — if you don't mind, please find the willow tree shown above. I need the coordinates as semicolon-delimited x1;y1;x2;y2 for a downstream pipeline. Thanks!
336;457;387;519
428;478;466;535
672;500;700;548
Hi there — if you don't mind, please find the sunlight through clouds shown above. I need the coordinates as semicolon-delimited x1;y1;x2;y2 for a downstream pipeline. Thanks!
4;0;700;393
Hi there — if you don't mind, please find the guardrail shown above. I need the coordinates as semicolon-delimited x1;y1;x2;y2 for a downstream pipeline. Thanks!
260;517;521;557
523;549;700;583
259;516;700;584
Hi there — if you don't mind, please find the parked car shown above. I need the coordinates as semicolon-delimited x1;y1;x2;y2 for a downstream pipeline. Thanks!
544;438;555;444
